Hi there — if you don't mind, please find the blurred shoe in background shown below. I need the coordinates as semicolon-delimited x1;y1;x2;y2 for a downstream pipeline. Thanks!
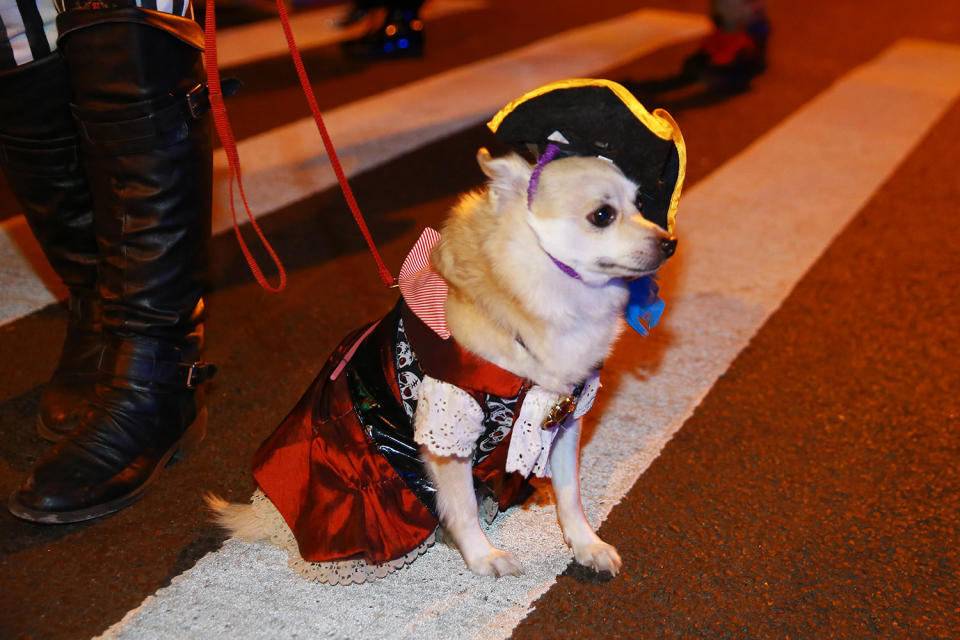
683;0;770;91
341;1;425;59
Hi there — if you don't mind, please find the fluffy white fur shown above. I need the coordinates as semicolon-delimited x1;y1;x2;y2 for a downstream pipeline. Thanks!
434;149;672;395
210;148;676;579
423;149;673;577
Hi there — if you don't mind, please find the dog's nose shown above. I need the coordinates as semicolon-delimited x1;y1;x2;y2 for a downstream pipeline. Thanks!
659;237;677;258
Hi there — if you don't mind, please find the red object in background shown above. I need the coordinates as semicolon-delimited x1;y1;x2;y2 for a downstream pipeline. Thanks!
700;28;758;66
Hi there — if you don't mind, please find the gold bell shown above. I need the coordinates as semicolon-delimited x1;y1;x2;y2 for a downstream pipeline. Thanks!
542;395;576;429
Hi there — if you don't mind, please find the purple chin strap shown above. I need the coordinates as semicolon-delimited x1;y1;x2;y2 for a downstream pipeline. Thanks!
526;143;562;208
527;143;582;280
548;253;582;279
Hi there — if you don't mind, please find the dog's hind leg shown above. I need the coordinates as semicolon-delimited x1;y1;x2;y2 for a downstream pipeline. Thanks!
422;449;525;578
549;417;622;575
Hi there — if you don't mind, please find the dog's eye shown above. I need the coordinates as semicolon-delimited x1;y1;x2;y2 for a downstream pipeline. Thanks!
587;204;617;228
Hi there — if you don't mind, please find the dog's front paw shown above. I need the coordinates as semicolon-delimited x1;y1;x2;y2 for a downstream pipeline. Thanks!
465;548;525;578
573;540;622;576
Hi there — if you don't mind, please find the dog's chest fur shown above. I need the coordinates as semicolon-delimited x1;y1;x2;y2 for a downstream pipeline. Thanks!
434;186;629;394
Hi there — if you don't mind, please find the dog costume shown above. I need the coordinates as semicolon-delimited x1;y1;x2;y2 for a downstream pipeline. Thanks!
250;79;685;584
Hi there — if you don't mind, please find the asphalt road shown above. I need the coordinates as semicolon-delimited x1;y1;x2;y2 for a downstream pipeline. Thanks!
1;1;958;638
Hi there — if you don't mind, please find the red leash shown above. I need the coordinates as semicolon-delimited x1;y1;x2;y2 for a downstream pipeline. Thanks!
202;0;396;291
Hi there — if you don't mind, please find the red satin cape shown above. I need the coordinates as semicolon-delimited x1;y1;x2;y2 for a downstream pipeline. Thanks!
252;305;534;566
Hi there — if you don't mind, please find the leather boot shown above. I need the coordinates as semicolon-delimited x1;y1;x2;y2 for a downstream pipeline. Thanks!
0;53;101;441
8;6;216;523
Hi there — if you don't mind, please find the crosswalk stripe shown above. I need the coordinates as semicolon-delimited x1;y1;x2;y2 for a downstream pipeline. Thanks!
208;8;710;234
0;216;61;325
94;38;960;640
0;0;485;322
0;8;709;328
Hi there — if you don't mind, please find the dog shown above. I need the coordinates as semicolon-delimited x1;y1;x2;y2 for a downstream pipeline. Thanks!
422;147;677;576
209;79;684;583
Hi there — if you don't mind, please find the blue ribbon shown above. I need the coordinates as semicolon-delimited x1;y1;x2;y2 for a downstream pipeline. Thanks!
624;275;665;337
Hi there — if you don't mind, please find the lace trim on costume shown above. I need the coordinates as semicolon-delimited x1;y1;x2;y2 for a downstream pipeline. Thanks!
395;314;522;464
507;386;561;478
506;371;601;478
413;375;485;457
574;370;601;419
250;490;435;585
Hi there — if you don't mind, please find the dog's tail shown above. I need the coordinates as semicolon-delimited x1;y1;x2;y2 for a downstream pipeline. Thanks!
204;492;277;542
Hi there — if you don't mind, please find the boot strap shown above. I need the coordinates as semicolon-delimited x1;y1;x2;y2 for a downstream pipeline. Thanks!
74;80;242;154
73;84;209;154
99;345;216;389
0;133;81;174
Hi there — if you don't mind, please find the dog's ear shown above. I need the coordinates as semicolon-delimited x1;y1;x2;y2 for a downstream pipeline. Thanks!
476;148;532;204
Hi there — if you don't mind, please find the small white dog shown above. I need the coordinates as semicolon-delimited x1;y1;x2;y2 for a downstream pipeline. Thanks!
423;148;676;576
210;79;684;584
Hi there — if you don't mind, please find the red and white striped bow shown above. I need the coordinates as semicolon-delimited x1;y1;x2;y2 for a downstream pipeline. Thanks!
398;228;450;339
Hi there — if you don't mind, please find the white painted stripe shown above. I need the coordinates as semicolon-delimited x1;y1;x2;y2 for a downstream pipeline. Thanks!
213;0;487;69
94;38;960;640
209;8;711;235
0;216;65;319
0;8;709;327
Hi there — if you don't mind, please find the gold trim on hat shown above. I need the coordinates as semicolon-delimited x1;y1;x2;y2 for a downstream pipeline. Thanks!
487;78;685;234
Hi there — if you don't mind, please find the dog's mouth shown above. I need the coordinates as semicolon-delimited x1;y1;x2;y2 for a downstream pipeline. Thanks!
594;260;664;277
592;237;677;277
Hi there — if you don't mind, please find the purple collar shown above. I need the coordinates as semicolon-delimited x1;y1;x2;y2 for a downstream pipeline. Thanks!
527;143;562;208
528;143;581;280
547;252;582;279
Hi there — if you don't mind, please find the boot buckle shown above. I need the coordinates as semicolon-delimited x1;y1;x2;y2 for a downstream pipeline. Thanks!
185;79;242;120
186;364;199;388
185;84;209;120
185;361;215;388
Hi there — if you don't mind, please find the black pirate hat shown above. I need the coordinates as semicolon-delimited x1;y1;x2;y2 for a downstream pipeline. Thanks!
487;79;686;235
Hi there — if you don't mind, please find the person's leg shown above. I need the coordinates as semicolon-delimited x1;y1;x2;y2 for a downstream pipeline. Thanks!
710;0;769;61
684;0;770;88
8;0;216;523
0;0;100;440
341;0;425;59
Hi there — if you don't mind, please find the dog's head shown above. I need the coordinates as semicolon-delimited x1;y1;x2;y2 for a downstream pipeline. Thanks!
485;79;685;287
478;148;677;287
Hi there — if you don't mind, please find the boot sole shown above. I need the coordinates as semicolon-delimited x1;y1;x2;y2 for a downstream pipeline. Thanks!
8;407;208;524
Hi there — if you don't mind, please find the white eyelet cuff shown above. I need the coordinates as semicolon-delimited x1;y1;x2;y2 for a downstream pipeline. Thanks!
413;375;485;458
